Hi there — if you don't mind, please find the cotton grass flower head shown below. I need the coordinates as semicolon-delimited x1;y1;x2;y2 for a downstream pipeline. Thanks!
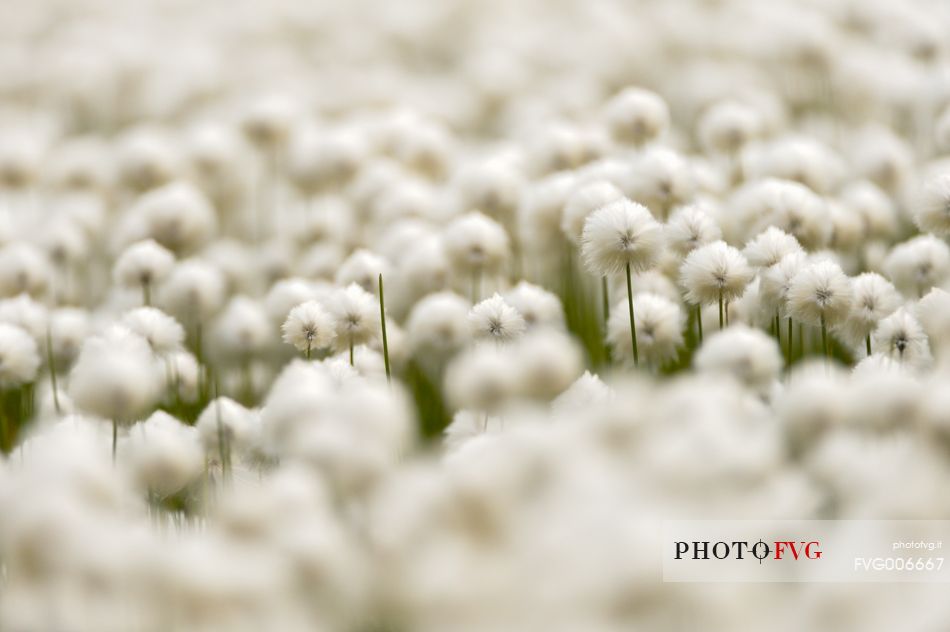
552;371;612;415
742;227;803;269
664;204;722;257
561;180;624;245
336;249;391;295
622;148;695;219
580;198;663;276
120;307;185;356
694;325;782;396
124;181;217;254
680;240;753;327
48;307;90;370
444;343;515;412
406;291;472;362
123;410;203;497
0;243;52;299
68;326;161;424
883;234;950;299
0;323;40;388
281;300;335;358
208;296;271;364
759;251;808;317
738;179;830;250
871;308;931;369
916;287;950;354
698;100;761;156
603;87;669;146
468;293;526;343
328;283;381;358
502;281;565;329
113;238;175;305
195;397;260;464
442;210;509;278
607;292;683;368
159;258;226;325
510;328;584;400
840;272;902;353
914;172;950;237
786;260;853;328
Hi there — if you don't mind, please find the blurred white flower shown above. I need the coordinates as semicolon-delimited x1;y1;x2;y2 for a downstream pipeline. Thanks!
468;293;526;343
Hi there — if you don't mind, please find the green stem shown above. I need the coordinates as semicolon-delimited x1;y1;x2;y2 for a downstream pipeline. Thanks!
718;290;724;329
625;262;639;366
46;326;60;415
379;273;391;383
866;334;872;357
820;314;828;360
305;343;311;360
696;304;703;345
787;317;793;368
601;276;611;361
214;385;229;480
349;341;354;367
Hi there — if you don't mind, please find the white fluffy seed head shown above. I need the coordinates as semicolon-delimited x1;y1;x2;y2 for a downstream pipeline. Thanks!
502;281;565;330
742;227;803;269
282;300;335;353
739;179;830;250
664;204;722;257
68;328;160;423
125;181;217;254
124;411;203;497
872;308;932;369
209;296;271;362
916;287;950;351
444;343;515;412
406;291;472;359
453;159;524;225
328;283;381;350
759;251;807;316
0;322;40;388
695;324;782;394
511;328;584;400
552;371;612;415
49;307;90;370
698;100;761;155
915;172;950;237
561;180;624;245
580;198;663;276
195;397;260;459
120;307;185;355
883;234;950;299
786;260;853;327
335;249;390;295
603;87;670;146
160;258;226;325
607;292;684;367
0;243;52;299
468;293;526;343
113;239;175;290
442;211;509;277
679;240;753;305
840;272;902;347
839;180;900;241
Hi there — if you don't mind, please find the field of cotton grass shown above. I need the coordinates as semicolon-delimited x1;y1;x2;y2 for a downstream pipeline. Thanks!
4;0;950;630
